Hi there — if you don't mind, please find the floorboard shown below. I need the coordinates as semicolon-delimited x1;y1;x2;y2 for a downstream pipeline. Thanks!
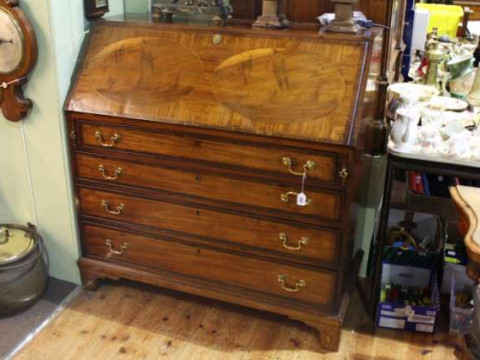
11;280;471;360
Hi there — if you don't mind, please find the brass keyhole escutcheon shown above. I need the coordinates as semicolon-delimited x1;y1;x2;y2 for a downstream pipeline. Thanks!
339;168;349;179
212;34;222;45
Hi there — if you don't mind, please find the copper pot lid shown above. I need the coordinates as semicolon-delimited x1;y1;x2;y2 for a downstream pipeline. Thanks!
0;225;36;266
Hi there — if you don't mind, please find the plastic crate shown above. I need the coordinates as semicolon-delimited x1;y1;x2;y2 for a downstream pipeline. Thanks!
449;267;474;334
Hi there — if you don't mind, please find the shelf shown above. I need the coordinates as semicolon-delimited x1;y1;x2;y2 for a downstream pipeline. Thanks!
390;180;459;221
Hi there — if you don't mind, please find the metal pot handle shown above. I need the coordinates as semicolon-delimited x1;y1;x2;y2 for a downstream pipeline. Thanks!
0;224;48;271
0;228;9;245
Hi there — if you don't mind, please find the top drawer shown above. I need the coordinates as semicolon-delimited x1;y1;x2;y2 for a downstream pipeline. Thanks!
77;122;347;187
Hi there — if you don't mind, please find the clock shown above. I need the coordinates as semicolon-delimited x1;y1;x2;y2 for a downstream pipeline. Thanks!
0;0;37;122
84;0;109;20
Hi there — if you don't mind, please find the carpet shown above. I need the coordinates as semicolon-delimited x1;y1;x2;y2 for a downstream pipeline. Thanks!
0;276;78;359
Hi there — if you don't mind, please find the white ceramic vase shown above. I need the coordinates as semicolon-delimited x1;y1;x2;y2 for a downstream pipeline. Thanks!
391;107;420;150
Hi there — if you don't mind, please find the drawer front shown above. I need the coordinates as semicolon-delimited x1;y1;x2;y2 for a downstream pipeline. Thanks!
78;123;344;186
82;224;336;307
76;153;342;221
78;188;340;266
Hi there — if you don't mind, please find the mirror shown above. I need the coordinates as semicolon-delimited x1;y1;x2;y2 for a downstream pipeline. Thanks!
123;0;232;15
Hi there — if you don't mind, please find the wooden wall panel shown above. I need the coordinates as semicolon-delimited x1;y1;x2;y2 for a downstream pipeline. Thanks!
457;1;480;20
230;0;388;25
286;0;331;23
357;0;388;25
230;0;262;19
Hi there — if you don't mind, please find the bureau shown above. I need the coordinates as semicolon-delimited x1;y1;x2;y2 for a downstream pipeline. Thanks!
65;18;382;351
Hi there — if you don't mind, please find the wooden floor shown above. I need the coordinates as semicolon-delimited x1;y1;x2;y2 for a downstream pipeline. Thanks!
13;280;470;360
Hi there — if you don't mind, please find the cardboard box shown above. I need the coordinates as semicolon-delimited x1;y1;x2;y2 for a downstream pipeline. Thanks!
376;261;440;333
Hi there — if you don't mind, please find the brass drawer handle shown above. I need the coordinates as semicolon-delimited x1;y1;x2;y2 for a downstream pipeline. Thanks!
101;200;124;215
279;233;309;251
95;131;121;148
105;239;127;255
282;157;315;177
98;165;123;181
277;275;307;293
280;191;312;206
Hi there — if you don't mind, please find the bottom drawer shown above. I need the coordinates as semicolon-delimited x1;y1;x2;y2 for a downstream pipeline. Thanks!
82;224;336;308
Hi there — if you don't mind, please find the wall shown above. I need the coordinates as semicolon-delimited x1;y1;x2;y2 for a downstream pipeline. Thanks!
110;0;126;16
0;0;124;284
125;0;150;14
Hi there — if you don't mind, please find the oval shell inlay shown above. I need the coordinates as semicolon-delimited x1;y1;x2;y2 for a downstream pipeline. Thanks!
86;37;204;107
212;48;346;124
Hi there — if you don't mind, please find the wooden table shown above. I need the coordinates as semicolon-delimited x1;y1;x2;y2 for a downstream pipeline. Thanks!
451;186;480;282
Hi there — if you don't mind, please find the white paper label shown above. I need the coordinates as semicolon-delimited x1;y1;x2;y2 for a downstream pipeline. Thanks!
408;313;435;324
415;324;434;333
379;317;405;329
381;310;406;317
296;192;307;206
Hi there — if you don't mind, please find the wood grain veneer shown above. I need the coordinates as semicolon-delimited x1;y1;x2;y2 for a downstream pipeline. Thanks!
76;155;343;221
78;186;340;258
451;186;480;282
83;224;336;308
66;19;381;352
67;22;372;145
77;122;344;186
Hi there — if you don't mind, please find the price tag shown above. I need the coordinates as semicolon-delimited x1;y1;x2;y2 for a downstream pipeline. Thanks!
297;192;308;206
296;174;308;206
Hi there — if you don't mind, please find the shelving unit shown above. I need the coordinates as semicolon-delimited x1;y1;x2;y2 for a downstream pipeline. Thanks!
358;151;480;316
390;179;459;221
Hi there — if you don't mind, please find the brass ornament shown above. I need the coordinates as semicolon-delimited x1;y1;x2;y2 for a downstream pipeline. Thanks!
325;0;361;34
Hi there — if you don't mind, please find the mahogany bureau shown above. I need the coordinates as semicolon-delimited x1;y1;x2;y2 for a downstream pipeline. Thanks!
65;18;381;351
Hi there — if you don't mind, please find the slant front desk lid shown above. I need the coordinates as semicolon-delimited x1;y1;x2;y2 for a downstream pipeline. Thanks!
66;20;376;145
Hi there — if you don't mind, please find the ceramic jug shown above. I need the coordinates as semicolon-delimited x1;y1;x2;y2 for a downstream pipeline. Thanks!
448;55;475;99
390;95;420;150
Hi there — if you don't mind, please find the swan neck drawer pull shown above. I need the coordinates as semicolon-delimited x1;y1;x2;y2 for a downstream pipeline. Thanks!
282;157;315;177
280;191;312;206
277;275;307;293
279;233;309;251
105;239;127;255
98;165;123;181
101;200;124;215
95;131;121;148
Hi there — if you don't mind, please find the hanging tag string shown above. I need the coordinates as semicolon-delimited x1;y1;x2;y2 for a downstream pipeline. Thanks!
1;77;26;89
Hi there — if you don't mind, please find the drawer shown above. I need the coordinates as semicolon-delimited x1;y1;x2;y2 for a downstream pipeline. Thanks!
82;224;336;308
77;122;345;186
78;188;340;267
76;153;343;221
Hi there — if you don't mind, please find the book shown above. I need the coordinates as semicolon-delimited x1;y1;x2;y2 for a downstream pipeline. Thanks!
408;171;424;194
422;173;430;196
